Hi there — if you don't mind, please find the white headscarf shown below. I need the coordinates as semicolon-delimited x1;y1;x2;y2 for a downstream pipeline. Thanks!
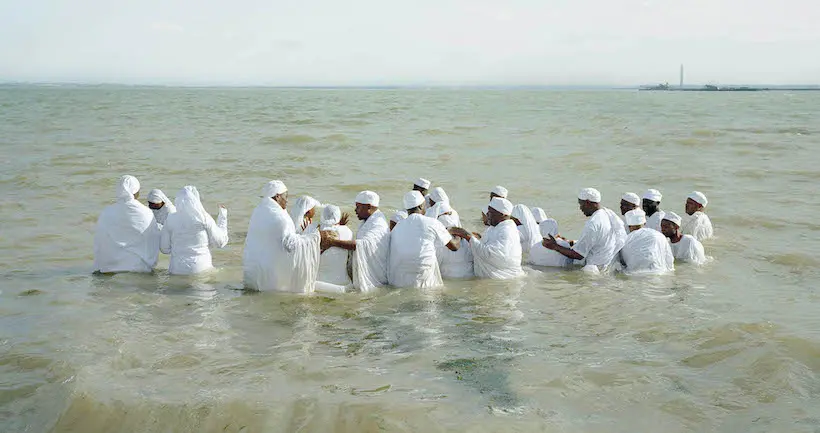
320;205;341;230
116;175;140;202
429;187;449;205
174;186;209;229
530;207;548;224
511;204;541;253
436;202;460;228
539;218;559;237
147;188;175;226
289;196;321;231
147;189;171;204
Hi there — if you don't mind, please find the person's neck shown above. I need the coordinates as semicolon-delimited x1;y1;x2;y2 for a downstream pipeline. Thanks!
647;208;658;217
670;233;683;243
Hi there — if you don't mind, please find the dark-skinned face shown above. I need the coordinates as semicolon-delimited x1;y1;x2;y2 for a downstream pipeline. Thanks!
355;202;375;221
148;201;165;210
487;207;508;226
511;217;522;226
273;192;288;210
389;220;397;231
578;199;597;217
620;199;637;216
661;220;679;239
642;199;659;215
685;198;701;216
305;207;316;220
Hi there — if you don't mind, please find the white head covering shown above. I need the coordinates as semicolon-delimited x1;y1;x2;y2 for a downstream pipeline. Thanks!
578;188;601;203
625;209;647;226
436;202;460;228
261;180;287;198
429;187;449;204
489;197;513;215
390;210;408;223
512;204;541;250
539;218;559;237
403;191;425;210
621;192;641;206
355;190;380;207
289;196;320;229
414;178;431;189
530;207;548;224
175;185;209;227
642;189;663;202
688;191;708;207
320;205;341;229
491;185;508;198
663;211;683;227
116;175;140;201
147;189;170;204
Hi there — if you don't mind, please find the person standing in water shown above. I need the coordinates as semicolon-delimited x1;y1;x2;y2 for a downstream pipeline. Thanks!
450;197;523;280
147;189;176;228
662;212;707;265
642;189;666;232
160;186;228;275
618;209;674;275
682;191;714;241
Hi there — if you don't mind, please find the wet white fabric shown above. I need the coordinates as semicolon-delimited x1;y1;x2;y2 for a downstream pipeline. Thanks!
414;178;431;189
578;188;601;203
471;219;523;280
261;180;287;198
147;189;176;227
93;175;160;273
243;198;321;292
572;208;627;271
352;210;390;292
289;196;320;234
489;197;513;215
619;228;675;275
645;210;667;232
670;234;707;265
316;220;354;294
682;211;714;241
688;191;708;207
662;211;683;228
512;204;540;255
436;208;474;279
160;186;228;275
491;185;508;198
355;190;380;207
528;219;572;268
625;209;647;226
531;207;548;224
391;210;408;224
388;213;453;288
643;189;663;202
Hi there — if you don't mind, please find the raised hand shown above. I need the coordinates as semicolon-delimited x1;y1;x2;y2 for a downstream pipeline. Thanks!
339;212;350;226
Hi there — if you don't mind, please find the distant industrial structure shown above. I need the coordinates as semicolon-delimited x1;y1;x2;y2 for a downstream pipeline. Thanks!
679;64;684;88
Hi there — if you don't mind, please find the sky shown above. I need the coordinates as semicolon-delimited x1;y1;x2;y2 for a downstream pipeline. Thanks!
1;0;818;86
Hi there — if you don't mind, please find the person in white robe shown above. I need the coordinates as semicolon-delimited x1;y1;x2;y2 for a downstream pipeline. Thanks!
326;191;390;293
620;192;640;234
531;207;548;225
389;191;460;288
662;211;707;265
243;181;331;292
511;204;541;255
315;205;354;293
682;191;714;241
490;185;508;200
527;218;572;268
541;188;627;274
93;175;161;274
450;197;523;280
289;195;321;234
413;178;433;208
147;189;176;227
390;210;408;231
435;202;474;279
642;189;666;232
160;186;228;275
619;209;675;275
425;187;461;226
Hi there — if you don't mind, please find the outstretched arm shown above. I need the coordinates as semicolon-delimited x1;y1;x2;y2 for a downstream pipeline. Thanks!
542;234;584;260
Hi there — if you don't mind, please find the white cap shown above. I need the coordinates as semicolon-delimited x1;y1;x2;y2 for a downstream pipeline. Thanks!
147;189;167;204
355;190;380;207
391;210;408;223
621;192;641;206
489;197;513;215
625;209;647;226
403;191;425;210
663;211;683;227
491;185;508;198
642;189;662;202
688;191;708;207
429;187;449;204
539;218;559;237
578;188;602;203
414;178;431;189
437;201;452;216
116;175;141;200
530;207;547;224
261;180;287;198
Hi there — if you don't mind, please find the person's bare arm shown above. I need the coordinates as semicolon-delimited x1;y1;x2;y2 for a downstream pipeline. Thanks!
445;238;460;252
330;239;357;250
542;234;584;260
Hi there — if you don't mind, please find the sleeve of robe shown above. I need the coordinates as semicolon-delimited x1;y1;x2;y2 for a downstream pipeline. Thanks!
160;218;172;255
206;208;229;249
571;221;600;260
353;220;390;293
281;220;321;293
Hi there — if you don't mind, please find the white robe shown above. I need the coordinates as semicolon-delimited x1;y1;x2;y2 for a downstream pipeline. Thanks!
152;203;176;228
645;210;666;232
619;228;675;275
572;208;627;271
160;207;228;275
438;238;474;279
352;210;390;293
471;219;524;280
670;234;707;265
389;213;453;288
682;211;713;241
93;197;161;273
242;199;321;292
316;225;354;293
527;238;573;268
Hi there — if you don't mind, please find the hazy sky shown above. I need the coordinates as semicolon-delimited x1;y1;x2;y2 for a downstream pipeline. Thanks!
1;0;818;85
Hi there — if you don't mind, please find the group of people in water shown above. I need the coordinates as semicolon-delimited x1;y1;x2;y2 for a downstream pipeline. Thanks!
93;175;714;293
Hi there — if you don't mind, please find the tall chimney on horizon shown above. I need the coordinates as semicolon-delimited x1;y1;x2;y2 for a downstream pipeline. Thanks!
680;64;684;88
